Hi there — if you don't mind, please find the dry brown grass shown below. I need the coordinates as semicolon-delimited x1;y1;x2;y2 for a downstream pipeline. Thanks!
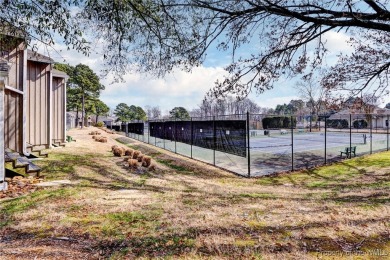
1;127;389;259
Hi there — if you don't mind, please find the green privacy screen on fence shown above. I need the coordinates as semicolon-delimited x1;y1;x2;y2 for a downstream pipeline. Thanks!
148;120;247;157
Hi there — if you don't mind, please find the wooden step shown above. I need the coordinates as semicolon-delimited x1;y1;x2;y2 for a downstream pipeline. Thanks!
52;142;66;148
29;147;49;158
32;147;44;152
39;150;49;157
14;157;30;168
4;149;42;176
5;152;21;162
5;153;11;162
26;161;41;175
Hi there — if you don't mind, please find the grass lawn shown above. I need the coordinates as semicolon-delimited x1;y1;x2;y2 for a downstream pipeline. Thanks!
1;128;389;259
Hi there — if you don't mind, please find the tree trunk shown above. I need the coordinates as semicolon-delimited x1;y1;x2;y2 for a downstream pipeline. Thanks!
76;107;79;128
81;93;85;129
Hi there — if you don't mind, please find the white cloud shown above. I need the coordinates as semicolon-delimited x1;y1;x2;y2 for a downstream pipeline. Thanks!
323;30;353;53
100;66;227;112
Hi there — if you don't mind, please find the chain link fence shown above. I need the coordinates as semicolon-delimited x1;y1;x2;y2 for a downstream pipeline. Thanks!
111;112;390;177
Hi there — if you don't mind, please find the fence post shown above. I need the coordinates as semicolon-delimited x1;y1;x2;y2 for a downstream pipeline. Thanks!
174;118;177;154
376;117;378;133
291;115;294;171
387;115;389;151
370;115;373;154
0;70;6;190
163;119;166;150
213;116;216;166
325;117;327;165
142;121;144;142
190;117;193;159
247;112;251;178
349;114;352;158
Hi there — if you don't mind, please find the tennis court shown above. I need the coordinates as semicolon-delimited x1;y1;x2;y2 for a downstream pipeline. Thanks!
121;113;390;177
248;130;388;176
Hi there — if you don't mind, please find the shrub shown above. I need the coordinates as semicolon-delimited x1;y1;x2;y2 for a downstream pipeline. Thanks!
353;119;368;129
99;137;107;143
142;156;152;167
113;147;124;157
125;149;134;157
133;150;141;159
137;154;144;162
262;116;297;129
95;121;104;127
326;119;349;129
148;164;156;171
128;159;138;169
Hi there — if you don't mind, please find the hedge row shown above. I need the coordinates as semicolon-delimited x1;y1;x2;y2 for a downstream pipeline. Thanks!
262;117;297;129
326;119;349;129
353;119;368;129
326;119;369;129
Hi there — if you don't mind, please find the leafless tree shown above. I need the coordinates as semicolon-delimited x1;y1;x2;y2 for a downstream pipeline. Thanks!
145;105;162;119
295;74;328;116
199;94;262;116
3;1;390;97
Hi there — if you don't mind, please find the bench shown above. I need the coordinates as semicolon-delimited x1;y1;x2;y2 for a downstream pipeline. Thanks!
340;146;356;158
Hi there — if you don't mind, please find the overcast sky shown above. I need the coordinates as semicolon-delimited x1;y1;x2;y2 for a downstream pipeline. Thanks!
37;29;355;114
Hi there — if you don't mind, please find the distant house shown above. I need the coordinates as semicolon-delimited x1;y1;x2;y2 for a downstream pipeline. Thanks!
66;112;77;130
100;115;117;128
329;107;390;129
0;31;68;190
65;113;112;128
